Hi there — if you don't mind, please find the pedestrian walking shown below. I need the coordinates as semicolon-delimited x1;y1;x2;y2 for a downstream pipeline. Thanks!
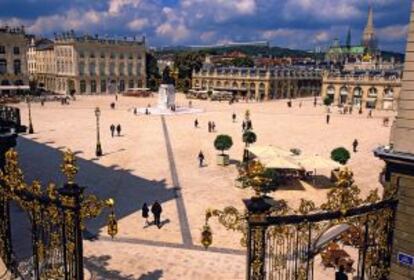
326;114;330;124
133;108;137;115
115;94;118;101
313;96;317;107
299;101;302;108
194;118;199;128
198;151;205;167
242;121;246;132
110;124;115;137
359;107;363;114
353;139;359;153
142;203;149;226
247;120;252;130
212;122;216;132
151;201;163;228
189;100;192;108
368;109;373;118
116;124;121;136
208;121;212;133
232;113;236;123
335;265;348;280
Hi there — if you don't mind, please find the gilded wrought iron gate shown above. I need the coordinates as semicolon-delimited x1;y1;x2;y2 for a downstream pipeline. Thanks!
245;169;397;280
0;106;117;280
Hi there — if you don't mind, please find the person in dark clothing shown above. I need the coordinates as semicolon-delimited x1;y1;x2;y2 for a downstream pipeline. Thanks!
335;265;348;280
326;114;330;124
151;201;162;228
116;124;121;136
133;108;137;115
242;121;246;131
212;122;216;132
115;94;118;101
194;119;199;128
232;113;236;122
142;203;149;226
110;102;115;109
368;109;373;118
359;107;363;114
208;121;212;133
110;124;115;137
313;96;317;107
198;151;205;167
247;120;252;130
353;139;359;153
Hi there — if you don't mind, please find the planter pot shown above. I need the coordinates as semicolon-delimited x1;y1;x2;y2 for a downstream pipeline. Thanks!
216;154;230;166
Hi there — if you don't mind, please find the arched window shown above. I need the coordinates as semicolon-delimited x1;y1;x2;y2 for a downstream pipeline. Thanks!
385;88;394;98
0;59;7;74
368;87;378;97
232;81;238;89
100;80;107;93
128;63;133;75
80;80;86;93
90;80;97;93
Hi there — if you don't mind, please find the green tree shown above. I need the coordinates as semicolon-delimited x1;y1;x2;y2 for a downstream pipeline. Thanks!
214;135;233;155
146;52;160;91
242;131;257;147
323;96;333;106
331;147;351;165
231;57;254;67
173;52;204;91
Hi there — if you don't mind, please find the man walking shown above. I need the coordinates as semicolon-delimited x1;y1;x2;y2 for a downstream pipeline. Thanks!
198;151;205;167
116;124;121;136
353;139;359;153
110;124;115;137
326;114;330;124
194;118;199;128
142;203;149;226
151;201;163;228
232;113;236;123
242;121;246;132
208;121;212;133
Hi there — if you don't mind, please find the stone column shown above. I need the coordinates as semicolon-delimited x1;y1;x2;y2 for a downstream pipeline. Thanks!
375;4;414;279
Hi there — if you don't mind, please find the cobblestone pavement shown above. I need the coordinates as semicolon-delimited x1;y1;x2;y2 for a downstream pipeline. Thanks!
11;94;394;279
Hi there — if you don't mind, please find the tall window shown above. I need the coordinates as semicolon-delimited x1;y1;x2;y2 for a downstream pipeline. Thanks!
99;62;105;75
13;60;21;75
128;63;133;75
109;62;115;75
91;80;97;93
79;62;85;76
90;52;95;58
13;47;20;55
0;59;7;74
89;62;96;76
119;80;125;92
80;80;86;93
0;46;5;54
128;80;134;89
136;63;141;76
119;63;125;76
100;80;107;93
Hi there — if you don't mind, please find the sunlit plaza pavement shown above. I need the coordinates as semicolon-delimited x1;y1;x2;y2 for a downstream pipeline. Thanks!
12;94;394;279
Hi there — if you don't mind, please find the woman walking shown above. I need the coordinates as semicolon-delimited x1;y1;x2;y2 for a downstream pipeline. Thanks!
142;203;149;226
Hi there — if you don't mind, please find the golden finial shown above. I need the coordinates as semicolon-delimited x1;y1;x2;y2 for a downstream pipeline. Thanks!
60;149;78;184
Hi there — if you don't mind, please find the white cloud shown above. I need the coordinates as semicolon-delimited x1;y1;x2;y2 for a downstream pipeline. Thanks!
156;22;190;42
377;24;409;41
108;0;142;15
127;18;149;31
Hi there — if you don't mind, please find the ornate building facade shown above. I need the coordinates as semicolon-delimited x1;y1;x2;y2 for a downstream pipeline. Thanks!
29;32;147;95
0;26;29;94
320;70;401;110
192;67;322;100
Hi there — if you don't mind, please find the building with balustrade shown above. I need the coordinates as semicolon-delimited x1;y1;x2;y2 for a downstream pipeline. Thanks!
320;70;402;110
29;31;147;95
192;67;322;100
0;26;30;94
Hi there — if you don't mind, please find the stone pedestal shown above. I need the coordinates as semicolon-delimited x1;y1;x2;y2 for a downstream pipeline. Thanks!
158;84;175;110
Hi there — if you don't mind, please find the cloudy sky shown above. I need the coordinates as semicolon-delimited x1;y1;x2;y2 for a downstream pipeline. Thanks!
0;0;411;52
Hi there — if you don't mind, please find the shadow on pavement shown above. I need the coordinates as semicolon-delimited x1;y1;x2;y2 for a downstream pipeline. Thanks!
10;136;175;261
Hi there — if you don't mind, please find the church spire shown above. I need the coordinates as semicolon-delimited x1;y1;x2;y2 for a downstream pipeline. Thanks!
362;5;377;52
346;27;352;48
366;5;374;31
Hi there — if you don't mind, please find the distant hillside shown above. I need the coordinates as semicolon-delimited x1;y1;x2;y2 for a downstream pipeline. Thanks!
381;51;405;62
156;45;314;58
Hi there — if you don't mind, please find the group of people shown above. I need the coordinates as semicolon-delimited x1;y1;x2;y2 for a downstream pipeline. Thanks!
141;201;163;228
208;121;216;132
242;119;253;131
110;124;122;137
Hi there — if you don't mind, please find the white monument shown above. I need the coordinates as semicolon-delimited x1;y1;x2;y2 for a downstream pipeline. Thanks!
158;84;176;109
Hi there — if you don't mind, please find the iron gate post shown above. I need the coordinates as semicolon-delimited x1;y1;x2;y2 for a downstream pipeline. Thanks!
0;129;17;271
244;196;273;280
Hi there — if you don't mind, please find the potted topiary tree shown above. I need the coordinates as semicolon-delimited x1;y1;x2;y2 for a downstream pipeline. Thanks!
214;134;233;166
331;147;351;165
323;96;333;106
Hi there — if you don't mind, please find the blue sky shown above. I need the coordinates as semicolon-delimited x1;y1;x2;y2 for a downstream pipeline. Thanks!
0;0;411;52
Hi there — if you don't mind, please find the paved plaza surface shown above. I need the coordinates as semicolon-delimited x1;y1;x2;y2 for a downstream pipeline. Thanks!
11;94;394;279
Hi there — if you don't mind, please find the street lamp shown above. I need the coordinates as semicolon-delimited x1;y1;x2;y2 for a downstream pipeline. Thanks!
95;107;102;157
26;96;34;134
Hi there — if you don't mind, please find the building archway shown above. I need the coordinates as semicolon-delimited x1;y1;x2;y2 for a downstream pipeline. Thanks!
326;85;335;102
366;87;378;109
353;87;362;107
339;86;348;105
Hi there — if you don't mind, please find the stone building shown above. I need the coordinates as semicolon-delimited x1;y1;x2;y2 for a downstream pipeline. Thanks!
0;26;29;94
320;70;401;110
30;32;147;95
374;2;414;279
192;67;322;100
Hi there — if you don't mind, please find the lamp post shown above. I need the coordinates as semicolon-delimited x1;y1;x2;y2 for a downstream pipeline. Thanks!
95;107;102;157
28;75;35;134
